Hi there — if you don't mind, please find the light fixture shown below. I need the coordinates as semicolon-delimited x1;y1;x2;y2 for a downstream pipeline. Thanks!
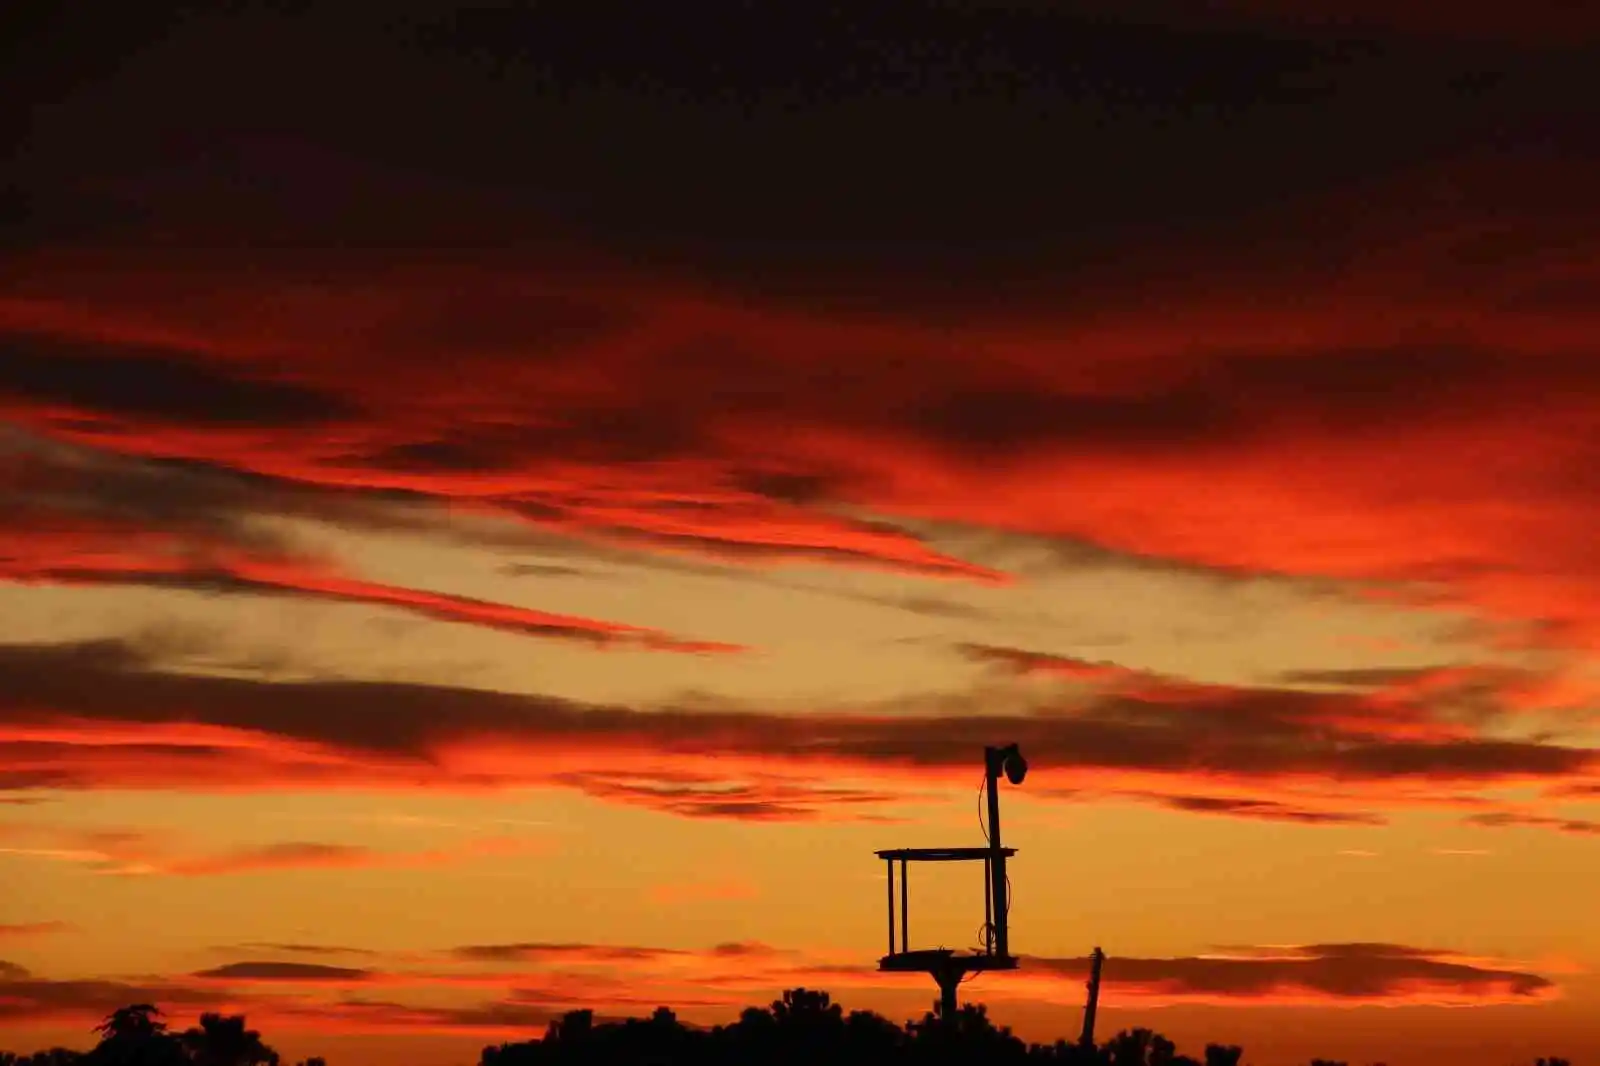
988;742;1028;787
1003;747;1028;786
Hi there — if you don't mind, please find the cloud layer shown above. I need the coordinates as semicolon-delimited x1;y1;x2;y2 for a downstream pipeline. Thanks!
0;937;1560;1034
3;11;1597;1061
1;638;1593;824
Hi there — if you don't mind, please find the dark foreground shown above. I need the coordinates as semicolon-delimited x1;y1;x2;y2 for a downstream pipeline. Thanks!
0;993;1576;1066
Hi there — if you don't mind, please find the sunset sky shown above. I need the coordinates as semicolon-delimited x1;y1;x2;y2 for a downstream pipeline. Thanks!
3;4;1598;1065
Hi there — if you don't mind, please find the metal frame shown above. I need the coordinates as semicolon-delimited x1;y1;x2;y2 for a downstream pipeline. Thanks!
875;846;1017;963
870;745;1027;1018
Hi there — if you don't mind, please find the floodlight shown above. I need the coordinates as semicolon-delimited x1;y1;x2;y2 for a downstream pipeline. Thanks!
1003;748;1028;786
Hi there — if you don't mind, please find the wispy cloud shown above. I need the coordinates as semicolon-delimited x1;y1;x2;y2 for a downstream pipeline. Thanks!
0;920;72;938
1461;811;1600;836
0;821;547;877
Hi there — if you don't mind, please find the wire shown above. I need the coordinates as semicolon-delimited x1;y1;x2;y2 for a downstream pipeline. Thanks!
977;772;989;843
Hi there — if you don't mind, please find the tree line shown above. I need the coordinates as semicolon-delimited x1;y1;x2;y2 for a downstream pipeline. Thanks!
0;993;1576;1066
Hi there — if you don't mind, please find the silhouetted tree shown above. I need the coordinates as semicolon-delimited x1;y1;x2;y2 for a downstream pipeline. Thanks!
87;1006;185;1066
4;995;1582;1066
94;1008;165;1044
179;1014;277;1066
1203;1045;1242;1066
1104;1028;1155;1066
6;1052;83;1066
545;1009;594;1047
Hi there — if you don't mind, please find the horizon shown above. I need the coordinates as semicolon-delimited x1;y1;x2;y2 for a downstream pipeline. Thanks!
3;4;1598;1065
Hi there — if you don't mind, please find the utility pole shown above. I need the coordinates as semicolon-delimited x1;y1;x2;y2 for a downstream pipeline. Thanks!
1080;946;1105;1052
983;745;1010;960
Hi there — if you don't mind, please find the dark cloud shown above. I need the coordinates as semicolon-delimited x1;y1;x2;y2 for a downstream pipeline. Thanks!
1462;811;1600;835
229;941;380;957
908;383;1236;457
709;942;784;958
1026;942;1554;1000
957;643;1134;681
0;429;418;550
1124;793;1386;826
1;639;1592;811
1;426;994;593
1275;666;1454;687
362;409;705;472
0;975;218;1021
163;842;374;876
288;996;566;1030
450;943;686;964
549;770;906;822
0;436;744;654
10;1;1595;301
1;0;1595;672
517;510;1001;583
499;562;603;579
0;334;356;427
191;961;374;982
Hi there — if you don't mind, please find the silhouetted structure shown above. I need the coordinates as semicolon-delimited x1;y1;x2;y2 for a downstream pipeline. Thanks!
876;743;1029;1018
1080;946;1105;1052
0;1000;1575;1066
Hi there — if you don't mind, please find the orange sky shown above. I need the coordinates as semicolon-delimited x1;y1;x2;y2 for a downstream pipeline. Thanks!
4;5;1599;1065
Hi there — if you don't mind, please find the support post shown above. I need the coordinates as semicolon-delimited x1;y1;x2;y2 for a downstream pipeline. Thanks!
984;747;1009;959
886;859;895;956
900;858;909;953
934;961;961;1021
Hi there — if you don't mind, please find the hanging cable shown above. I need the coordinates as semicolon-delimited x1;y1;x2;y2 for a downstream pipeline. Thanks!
976;772;989;843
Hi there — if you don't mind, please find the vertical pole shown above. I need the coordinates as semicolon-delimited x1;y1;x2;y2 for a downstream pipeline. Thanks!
1080;946;1105;1051
886;858;895;956
900;858;909;953
985;748;1009;959
937;965;959;1021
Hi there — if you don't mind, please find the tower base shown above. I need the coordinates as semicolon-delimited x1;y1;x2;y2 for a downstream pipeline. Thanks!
879;949;1018;1018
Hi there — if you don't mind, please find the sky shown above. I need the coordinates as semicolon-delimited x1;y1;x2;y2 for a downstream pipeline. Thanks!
2;3;1598;1064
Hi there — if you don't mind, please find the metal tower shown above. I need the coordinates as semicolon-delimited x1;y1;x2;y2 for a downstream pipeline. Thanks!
874;743;1028;1019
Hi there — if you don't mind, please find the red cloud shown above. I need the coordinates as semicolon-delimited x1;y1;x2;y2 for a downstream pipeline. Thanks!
0;496;742;655
4;168;1597;663
1;639;1594;829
